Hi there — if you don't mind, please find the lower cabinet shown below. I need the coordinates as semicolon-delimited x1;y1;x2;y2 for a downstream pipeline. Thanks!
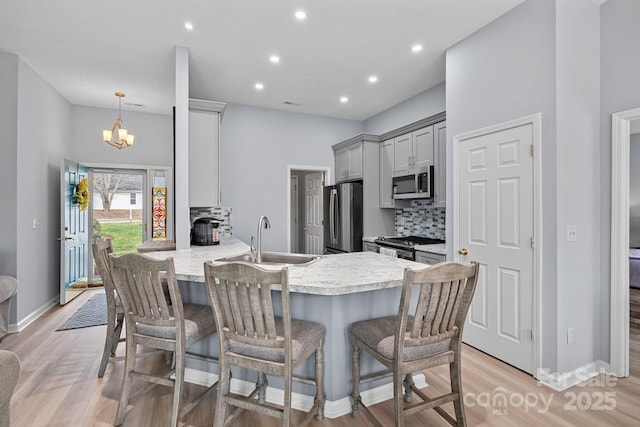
415;251;445;265
363;241;380;253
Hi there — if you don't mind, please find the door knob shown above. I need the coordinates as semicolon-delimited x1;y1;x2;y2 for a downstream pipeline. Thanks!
303;227;308;231
458;248;468;255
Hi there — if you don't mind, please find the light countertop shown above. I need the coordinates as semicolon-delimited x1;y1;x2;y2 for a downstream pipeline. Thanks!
143;236;427;296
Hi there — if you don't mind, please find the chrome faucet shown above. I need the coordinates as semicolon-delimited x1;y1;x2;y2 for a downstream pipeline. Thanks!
255;215;271;263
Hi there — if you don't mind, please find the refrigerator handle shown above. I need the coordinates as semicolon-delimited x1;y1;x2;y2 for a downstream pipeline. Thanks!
330;189;337;243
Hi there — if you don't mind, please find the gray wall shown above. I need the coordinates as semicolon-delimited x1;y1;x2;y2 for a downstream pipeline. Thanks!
363;82;446;135
446;0;559;370
219;103;362;251
601;0;640;361
14;57;72;321
71;105;173;167
0;54;19;280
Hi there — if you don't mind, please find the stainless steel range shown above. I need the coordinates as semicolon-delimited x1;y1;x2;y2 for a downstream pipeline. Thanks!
374;236;445;261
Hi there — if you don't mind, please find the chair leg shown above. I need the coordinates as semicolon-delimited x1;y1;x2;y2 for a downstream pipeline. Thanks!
403;373;414;403
314;342;325;420
115;337;136;425
98;309;117;378
393;371;405;427
450;357;467;427
257;372;268;404
170;349;184;427
214;363;230;427
350;343;362;418
283;370;292;427
112;313;124;354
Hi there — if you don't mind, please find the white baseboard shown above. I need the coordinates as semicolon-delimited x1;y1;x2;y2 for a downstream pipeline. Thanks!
183;367;426;419
8;296;58;334
537;360;611;391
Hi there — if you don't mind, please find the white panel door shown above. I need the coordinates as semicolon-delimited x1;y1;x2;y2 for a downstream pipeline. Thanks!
305;172;324;255
457;124;534;374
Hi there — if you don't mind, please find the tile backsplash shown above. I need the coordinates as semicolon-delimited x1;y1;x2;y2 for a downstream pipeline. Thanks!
189;207;233;237
395;200;445;239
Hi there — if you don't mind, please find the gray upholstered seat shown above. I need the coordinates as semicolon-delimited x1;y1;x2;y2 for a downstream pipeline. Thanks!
204;261;325;427
350;315;451;362
0;276;18;342
0;350;20;427
109;253;217;427
350;261;479;427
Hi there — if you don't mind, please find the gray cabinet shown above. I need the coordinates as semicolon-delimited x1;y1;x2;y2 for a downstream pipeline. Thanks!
415;251;445;265
363;241;379;253
433;121;447;207
393;127;434;173
335;141;363;182
379;139;395;208
189;99;226;207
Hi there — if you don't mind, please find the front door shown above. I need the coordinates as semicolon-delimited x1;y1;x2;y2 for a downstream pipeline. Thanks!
456;123;534;374
60;159;89;304
304;172;324;255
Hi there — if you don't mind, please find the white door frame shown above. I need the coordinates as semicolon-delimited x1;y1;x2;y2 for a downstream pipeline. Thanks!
610;107;640;377
452;113;543;378
290;176;299;253
286;165;331;253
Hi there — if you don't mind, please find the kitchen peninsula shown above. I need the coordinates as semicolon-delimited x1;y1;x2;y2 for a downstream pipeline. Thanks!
144;236;431;418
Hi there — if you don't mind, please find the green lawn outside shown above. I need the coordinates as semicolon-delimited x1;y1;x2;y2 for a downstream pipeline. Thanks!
99;222;143;255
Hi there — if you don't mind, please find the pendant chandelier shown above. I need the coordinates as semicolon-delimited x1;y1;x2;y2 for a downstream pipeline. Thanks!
102;92;134;149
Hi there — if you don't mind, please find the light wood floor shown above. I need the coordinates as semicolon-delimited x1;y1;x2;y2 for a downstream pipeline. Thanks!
2;288;640;426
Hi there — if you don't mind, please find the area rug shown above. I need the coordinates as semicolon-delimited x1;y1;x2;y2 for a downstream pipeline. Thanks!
56;293;107;331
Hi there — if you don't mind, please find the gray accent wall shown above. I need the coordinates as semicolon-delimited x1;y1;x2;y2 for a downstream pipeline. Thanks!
363;82;446;135
8;55;72;323
630;133;640;247
219;103;362;252
446;0;601;373
600;0;640;363
71;106;173;167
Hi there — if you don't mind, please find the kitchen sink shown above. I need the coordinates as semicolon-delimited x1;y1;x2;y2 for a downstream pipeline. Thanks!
216;251;321;266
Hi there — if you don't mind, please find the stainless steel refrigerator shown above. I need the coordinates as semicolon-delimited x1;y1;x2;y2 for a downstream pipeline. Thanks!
323;181;363;254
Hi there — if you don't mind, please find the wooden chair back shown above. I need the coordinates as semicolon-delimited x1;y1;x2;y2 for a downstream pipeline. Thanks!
203;262;291;357
397;261;479;354
109;253;183;332
92;239;117;303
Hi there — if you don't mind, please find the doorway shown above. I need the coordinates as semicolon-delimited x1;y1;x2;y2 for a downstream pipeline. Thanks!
610;107;640;377
89;169;147;284
287;166;330;255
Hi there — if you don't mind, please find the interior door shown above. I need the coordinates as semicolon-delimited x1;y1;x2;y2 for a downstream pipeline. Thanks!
304;172;324;255
457;124;534;374
60;159;89;304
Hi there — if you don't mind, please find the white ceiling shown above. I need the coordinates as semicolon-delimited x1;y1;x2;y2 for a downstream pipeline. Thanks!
0;0;523;120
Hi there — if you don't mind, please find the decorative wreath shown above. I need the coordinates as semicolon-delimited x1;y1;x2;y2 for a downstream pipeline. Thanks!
75;178;90;211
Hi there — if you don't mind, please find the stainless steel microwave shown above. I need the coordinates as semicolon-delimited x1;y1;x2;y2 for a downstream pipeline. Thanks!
392;166;433;199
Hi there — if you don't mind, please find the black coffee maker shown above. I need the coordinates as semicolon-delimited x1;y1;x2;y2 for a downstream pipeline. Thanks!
191;217;221;245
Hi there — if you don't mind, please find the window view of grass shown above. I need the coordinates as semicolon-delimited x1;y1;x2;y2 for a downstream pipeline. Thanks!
99;222;143;255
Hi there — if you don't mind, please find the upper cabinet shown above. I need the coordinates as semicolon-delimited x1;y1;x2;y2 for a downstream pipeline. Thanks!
433;121;446;207
379;139;395;208
378;113;446;208
393;127;434;172
188;99;226;207
335;141;363;182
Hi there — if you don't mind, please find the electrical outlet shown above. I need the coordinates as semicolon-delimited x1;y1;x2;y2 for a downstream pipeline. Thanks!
567;327;574;344
567;225;577;242
32;218;40;229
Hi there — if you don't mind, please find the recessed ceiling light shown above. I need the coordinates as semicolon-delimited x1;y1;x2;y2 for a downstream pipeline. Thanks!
295;10;307;20
255;83;264;90
184;22;194;31
368;76;378;83
340;96;348;103
270;55;280;64
412;44;423;52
